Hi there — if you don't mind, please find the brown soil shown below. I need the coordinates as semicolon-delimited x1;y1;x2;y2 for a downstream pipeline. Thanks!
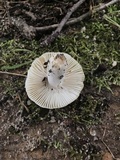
0;72;120;160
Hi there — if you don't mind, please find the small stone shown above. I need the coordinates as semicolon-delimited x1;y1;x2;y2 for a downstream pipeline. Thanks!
93;36;96;41
85;155;90;160
116;122;120;126
112;61;117;67
102;10;106;13
90;128;97;136
85;35;89;39
27;100;31;106
67;131;70;136
37;130;40;135
81;26;86;33
76;126;81;131
50;116;56;123
94;136;98;141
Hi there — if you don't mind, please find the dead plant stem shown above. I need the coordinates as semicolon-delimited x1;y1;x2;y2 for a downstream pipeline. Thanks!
0;71;26;77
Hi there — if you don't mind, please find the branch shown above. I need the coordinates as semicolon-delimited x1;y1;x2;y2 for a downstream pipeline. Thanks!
35;12;90;32
7;0;119;40
40;0;85;46
40;0;119;46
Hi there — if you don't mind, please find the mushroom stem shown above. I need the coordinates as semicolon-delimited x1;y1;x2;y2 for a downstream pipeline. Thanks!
47;54;67;88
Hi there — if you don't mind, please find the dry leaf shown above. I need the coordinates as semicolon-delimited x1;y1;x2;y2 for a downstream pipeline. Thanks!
102;152;113;160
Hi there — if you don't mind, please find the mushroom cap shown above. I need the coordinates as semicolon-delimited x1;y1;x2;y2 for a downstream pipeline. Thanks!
25;52;85;109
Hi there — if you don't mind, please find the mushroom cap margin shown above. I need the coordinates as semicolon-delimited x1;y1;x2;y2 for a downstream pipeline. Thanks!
25;52;85;109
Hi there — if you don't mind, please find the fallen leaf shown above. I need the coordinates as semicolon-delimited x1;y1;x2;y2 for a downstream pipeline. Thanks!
102;152;113;160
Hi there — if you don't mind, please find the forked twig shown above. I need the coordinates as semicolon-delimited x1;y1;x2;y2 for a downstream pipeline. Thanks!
40;0;119;46
40;0;85;46
4;0;119;40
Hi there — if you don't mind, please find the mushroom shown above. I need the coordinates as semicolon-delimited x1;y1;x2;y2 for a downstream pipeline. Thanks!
25;52;85;109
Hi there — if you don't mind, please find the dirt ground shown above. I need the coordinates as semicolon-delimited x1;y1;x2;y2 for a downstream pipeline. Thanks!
0;0;120;160
0;75;120;160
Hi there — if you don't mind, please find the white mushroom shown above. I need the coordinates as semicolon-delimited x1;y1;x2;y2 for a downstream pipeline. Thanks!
25;52;85;109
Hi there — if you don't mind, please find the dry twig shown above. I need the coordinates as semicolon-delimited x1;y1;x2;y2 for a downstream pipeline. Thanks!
40;0;85;46
99;124;116;160
36;12;90;32
22;10;37;21
100;139;115;159
102;127;107;139
36;0;119;32
40;0;119;46
94;0;119;12
17;93;29;113
0;71;26;77
4;0;119;41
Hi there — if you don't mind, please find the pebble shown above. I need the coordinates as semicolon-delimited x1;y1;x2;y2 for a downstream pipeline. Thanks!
112;61;117;67
27;100;31;106
50;116;56;123
90;128;97;137
81;26;86;33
